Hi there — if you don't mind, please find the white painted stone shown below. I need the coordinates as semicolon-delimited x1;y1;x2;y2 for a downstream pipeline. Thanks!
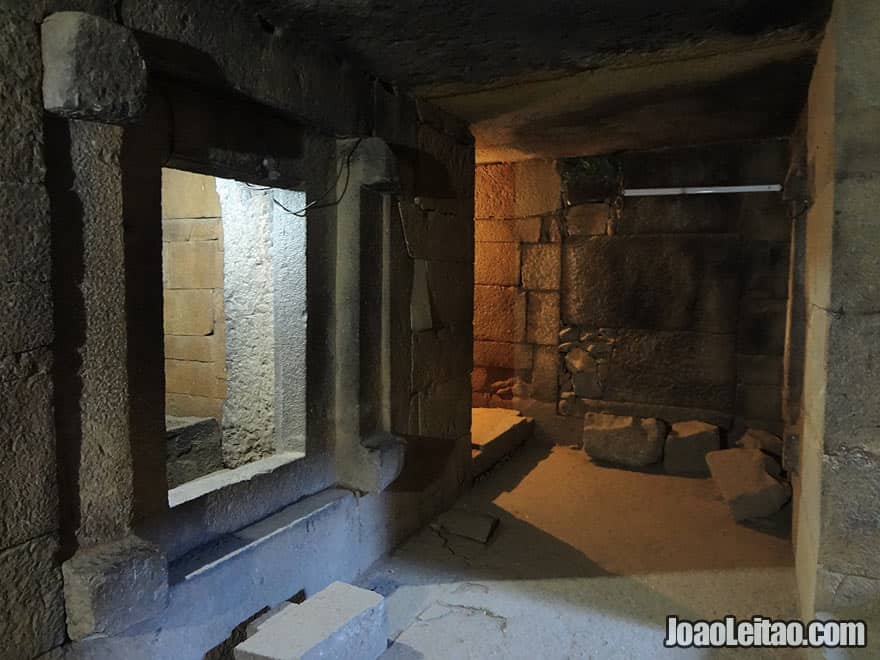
235;582;386;660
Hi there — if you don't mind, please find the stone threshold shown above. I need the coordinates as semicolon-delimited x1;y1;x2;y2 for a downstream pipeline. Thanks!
168;451;306;508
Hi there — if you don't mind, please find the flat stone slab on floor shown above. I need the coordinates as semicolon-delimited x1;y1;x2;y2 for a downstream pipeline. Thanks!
235;581;387;660
431;509;499;544
471;408;534;476
706;448;791;522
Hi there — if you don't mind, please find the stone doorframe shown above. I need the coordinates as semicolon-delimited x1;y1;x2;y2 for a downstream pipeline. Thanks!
42;11;403;639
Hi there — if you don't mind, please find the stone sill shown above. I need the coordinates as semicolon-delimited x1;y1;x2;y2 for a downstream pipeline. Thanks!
168;451;306;509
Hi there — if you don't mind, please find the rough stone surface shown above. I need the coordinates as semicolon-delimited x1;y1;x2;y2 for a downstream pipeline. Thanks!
474;286;526;343
0;14;45;183
521;243;560;291
565;203;608;236
63;535;169;641
472;341;532;371
417;376;471;441
663;421;721;476
526;291;559;346
601;330;737;412
166;416;224;488
235;582;386;660
0;534;66;658
582;413;666;468
706;448;791;521
218;181;277;467
475;218;541;243
617;195;741;235
0;183;50;281
474;163;515;219
41;11;148;122
474;242;519;286
0;349;57;549
562;235;740;333
529;346;559;402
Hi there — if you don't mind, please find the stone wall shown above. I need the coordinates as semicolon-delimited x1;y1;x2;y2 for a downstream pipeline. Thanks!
0;3;474;659
161;169;226;421
0;10;67;659
473;141;792;439
794;0;880;637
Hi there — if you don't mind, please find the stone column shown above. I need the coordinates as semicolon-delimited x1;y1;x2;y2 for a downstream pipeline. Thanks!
796;0;880;630
42;12;169;640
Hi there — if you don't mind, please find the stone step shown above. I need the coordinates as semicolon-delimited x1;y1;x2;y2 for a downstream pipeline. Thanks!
235;581;387;660
471;407;534;476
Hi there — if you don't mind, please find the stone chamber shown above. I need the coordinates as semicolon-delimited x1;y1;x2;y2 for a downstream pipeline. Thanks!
0;1;878;659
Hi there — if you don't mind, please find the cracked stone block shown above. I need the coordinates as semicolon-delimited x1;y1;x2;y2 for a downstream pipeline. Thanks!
582;413;666;468
706;448;791;521
235;582;387;660
663;420;721;476
62;535;168;640
41;12;148;123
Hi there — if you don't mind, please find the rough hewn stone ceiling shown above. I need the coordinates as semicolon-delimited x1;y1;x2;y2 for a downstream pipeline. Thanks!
241;0;832;161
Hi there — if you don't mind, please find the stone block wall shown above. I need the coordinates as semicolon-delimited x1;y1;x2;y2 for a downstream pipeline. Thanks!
794;0;880;634
474;141;792;438
162;169;227;421
472;160;562;409
0;2;476;657
0;9;66;659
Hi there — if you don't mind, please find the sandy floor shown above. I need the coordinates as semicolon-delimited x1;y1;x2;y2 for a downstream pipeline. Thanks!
360;441;802;659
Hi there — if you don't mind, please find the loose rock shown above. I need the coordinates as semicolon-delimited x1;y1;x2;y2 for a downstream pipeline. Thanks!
706;448;791;521
582;413;665;468
664;420;721;476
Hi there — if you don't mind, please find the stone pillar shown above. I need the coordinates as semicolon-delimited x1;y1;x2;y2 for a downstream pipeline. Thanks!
42;12;169;640
334;138;406;492
796;0;880;630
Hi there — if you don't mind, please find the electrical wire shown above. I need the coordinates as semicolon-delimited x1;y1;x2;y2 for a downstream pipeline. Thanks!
252;137;364;218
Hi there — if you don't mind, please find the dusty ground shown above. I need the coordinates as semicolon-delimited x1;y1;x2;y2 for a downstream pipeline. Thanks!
361;441;801;659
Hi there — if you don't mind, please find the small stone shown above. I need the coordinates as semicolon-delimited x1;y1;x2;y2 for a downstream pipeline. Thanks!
495;387;514;400
706;448;792;521
663;421;721;476
582;413;666;468
737;428;784;458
